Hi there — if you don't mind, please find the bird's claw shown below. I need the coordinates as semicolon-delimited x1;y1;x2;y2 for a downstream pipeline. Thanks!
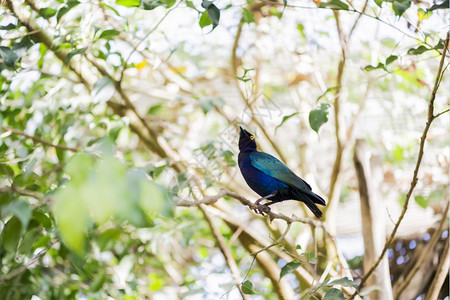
253;204;271;216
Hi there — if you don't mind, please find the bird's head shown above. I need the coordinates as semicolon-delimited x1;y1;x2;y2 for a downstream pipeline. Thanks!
239;126;257;151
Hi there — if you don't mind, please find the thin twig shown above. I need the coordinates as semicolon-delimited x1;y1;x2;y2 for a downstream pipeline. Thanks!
251;222;292;257
350;32;450;300
2;126;79;152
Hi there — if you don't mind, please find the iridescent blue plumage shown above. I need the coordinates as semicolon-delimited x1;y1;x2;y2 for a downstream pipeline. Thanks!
238;126;326;218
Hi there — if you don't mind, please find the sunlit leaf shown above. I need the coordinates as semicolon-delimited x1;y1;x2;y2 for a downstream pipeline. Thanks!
39;7;57;19
414;195;428;209
417;8;432;21
116;0;140;7
242;8;255;24
199;11;212;28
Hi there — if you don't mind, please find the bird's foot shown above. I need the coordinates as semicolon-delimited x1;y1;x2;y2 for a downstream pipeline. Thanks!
253;204;271;216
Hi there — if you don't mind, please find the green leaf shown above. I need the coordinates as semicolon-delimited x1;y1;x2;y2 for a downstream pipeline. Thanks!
323;288;345;300
53;186;89;255
116;0;140;7
90;273;106;292
280;261;301;280
297;24;306;39
201;1;220;30
309;103;330;133
318;0;349;10
92;76;115;103
97;228;121;251
428;0;449;12
66;47;87;64
33;235;51;250
385;55;398;65
414;195;428;209
392;0;411;17
364;62;387;72
99;29;121;40
57;6;70;22
417;8;432;21
326;277;359;289
241;280;257;294
3;199;32;229
32;211;52;229
275;112;298;133
199;11;212;28
2;216;22;253
0;46;19;69
242;8;255;23
407;45;431;55
39;7;57;19
374;0;384;7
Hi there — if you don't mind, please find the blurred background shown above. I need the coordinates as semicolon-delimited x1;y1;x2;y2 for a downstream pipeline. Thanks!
0;0;448;299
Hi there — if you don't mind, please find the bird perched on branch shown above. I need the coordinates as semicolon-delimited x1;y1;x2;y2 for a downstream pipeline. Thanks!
238;126;326;218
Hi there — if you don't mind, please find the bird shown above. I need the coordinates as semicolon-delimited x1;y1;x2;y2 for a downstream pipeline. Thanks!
238;126;326;218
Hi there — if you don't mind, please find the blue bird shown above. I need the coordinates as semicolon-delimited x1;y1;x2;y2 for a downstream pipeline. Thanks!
238;126;326;218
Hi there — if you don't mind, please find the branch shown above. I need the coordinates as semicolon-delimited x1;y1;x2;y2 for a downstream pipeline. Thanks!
0;247;47;283
2;126;78;152
199;205;249;299
394;200;450;298
350;31;450;300
425;237;449;300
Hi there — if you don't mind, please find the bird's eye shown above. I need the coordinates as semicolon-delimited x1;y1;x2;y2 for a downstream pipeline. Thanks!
250;135;254;140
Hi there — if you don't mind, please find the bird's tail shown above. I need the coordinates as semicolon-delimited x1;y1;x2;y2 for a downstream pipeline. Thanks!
305;190;326;206
293;190;323;218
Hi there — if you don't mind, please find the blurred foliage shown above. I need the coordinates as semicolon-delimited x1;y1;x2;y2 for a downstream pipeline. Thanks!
0;0;448;299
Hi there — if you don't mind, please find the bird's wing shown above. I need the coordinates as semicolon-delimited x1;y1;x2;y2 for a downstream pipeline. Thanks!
249;152;312;191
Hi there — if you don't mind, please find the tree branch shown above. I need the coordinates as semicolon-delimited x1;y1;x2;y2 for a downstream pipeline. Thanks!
350;31;450;299
199;205;249;299
2;126;78;152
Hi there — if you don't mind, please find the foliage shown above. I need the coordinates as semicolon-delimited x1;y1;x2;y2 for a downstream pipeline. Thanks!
0;0;448;299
